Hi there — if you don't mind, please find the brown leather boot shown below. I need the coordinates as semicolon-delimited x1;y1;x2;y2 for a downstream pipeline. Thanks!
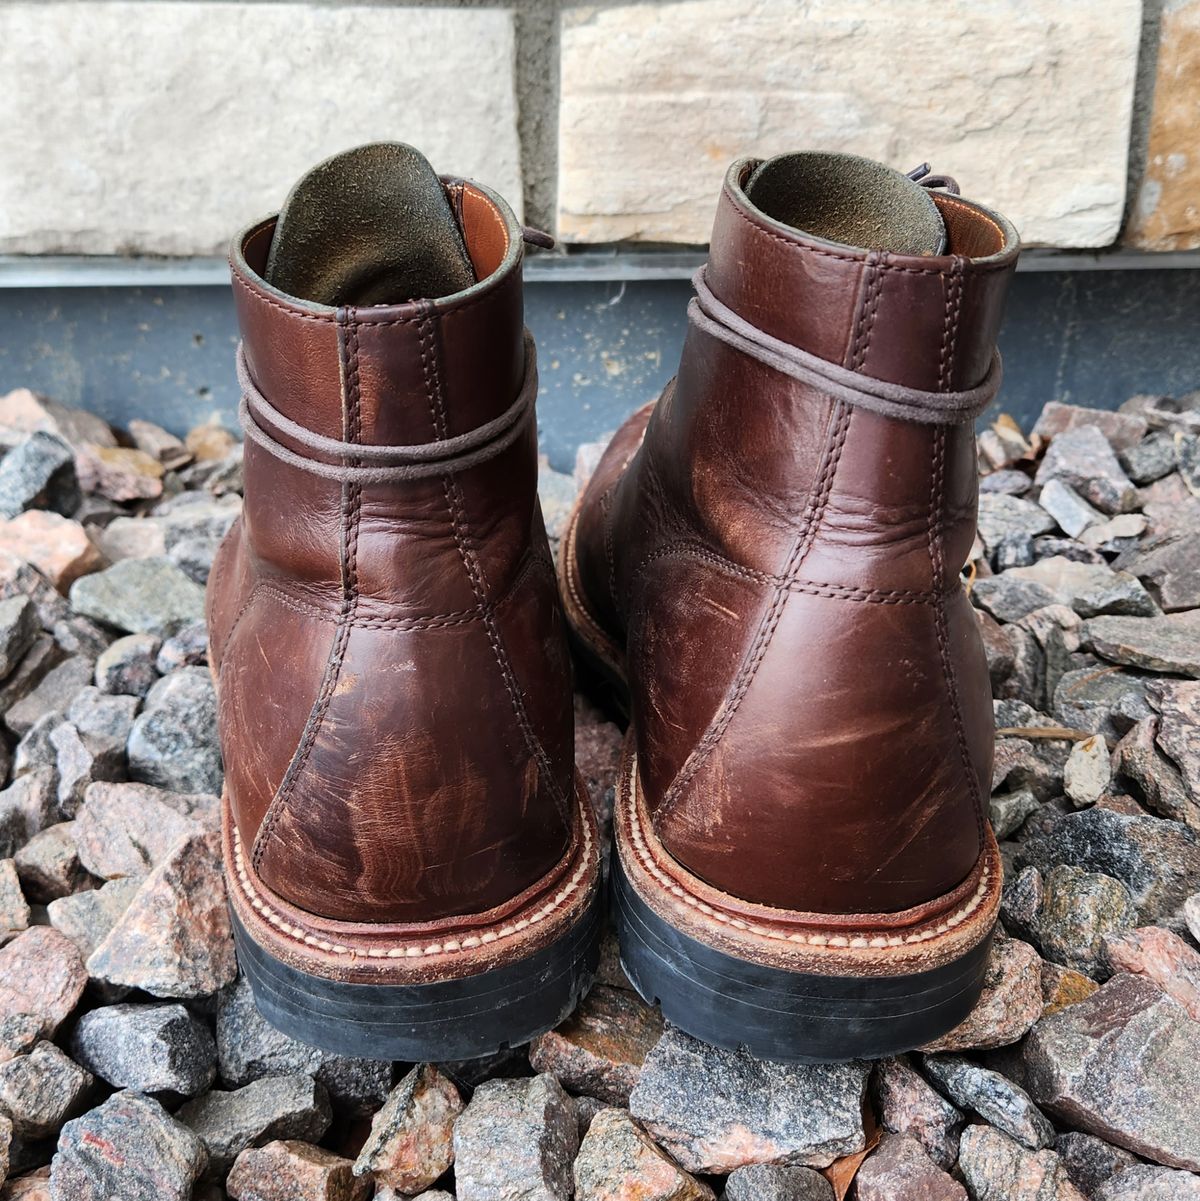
208;144;601;1059
560;152;1019;1060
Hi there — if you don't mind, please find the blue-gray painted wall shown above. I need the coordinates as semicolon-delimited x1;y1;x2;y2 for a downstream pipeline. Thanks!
1;269;1197;472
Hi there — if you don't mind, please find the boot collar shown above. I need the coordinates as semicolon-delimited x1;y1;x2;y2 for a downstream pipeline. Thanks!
705;158;1020;394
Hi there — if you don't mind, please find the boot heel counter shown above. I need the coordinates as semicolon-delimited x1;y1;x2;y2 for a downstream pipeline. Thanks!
205;516;245;671
247;573;576;926
653;587;987;916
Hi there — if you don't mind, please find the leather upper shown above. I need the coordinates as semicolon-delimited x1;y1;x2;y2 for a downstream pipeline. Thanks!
207;178;576;924
574;158;1019;916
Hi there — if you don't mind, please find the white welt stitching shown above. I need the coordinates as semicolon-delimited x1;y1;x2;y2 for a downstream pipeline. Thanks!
626;756;991;948
232;803;594;959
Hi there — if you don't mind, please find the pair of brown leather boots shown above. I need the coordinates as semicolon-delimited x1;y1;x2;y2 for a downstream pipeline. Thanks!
208;143;1019;1064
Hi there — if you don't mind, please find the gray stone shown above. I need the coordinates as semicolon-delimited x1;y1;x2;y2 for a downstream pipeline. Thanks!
1038;479;1104;537
1034;536;1108;565
177;1074;331;1175
972;575;1060;624
90;515;166;562
154;621;208;674
993;533;1036;570
0;770;57;856
0;597;38;680
126;668;221;794
981;469;1034;496
352;1063;461;1194
979;493;1058;554
1016;808;1200;924
0;858;29;944
93;633;161;697
0;636;66;721
0;1041;92;1138
1148;680;1200;804
1095;1165;1200;1199
1081;513;1149;555
86;829;236;999
0;1013;43;1066
0;550;69;631
74;779;216;880
872;1056;964;1171
1024;973;1200;1170
1033;402;1149;451
1056;1131;1138;1196
1114;718;1197;828
215;973;393;1114
47;876;142;958
991;789;1042;840
0;433;77;520
1102;926;1200;1021
1001;557;1157;619
11;711;63;780
50;723;123;818
1033;865;1138;977
854;1132;966;1201
66;685;138;751
453;1074;579;1201
529;982;663;1105
49;1090;207;1201
629;1026;868;1173
920;935;1045;1053
13;821;86;902
1120;532;1200;613
1064;735;1111;807
225;1139;368;1201
1001;865;1045;943
128;419;191;470
1082;611;1200;678
724;1163;834;1201
1180;432;1200;492
0;927;87;1038
1036;426;1139;515
1120;433;1178;484
0;387;116;454
920;1054;1055;1150
1053;667;1153;743
69;557;205;637
957;1124;1085;1201
71;1002;217;1096
4;656;93;739
572;1106;715;1201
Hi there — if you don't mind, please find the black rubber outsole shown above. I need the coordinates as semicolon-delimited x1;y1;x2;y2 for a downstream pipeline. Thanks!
613;851;993;1063
230;892;603;1061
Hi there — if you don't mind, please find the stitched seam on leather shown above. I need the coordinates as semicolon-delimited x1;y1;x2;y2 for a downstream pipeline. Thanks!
598;484;619;612
231;799;594;958
216;578;261;684
653;256;871;827
627;540;938;603
419;311;572;827
231;269;506;326
724;186;1012;276
626;758;994;947
655;400;850;829
252;314;363;872
929;264;986;844
253;551;545;631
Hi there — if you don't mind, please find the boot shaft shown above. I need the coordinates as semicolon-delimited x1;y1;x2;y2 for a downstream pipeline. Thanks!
209;147;576;926
572;152;1019;916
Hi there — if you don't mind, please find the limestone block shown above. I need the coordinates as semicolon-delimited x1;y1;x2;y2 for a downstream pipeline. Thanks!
0;3;521;255
558;1;1141;247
